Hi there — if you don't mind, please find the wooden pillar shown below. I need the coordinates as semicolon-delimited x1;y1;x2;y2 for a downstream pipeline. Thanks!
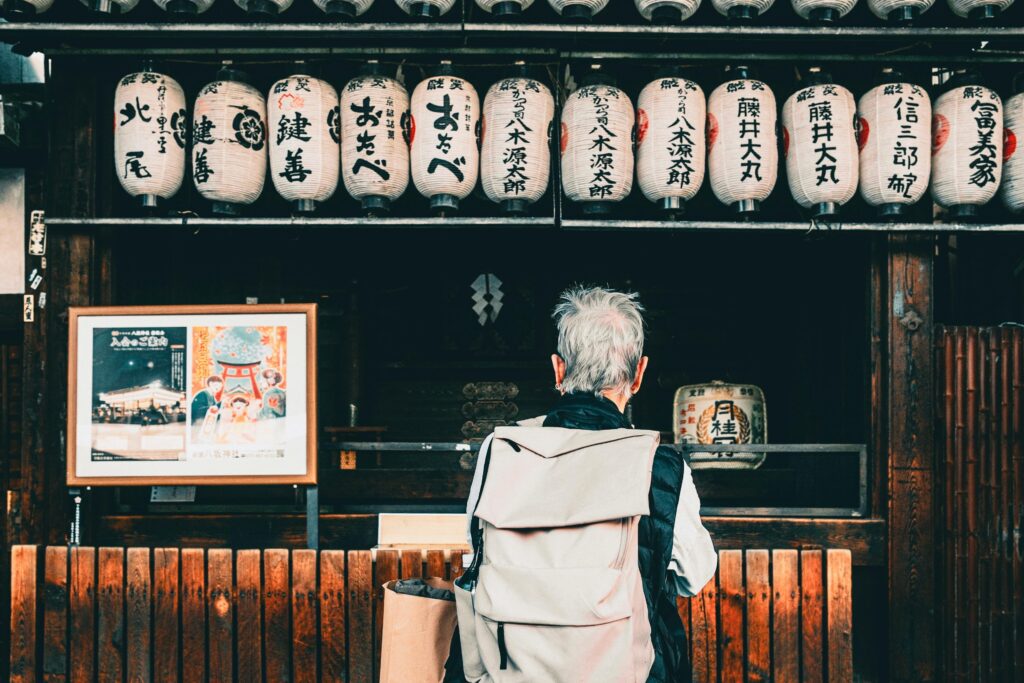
17;59;101;545
887;233;937;681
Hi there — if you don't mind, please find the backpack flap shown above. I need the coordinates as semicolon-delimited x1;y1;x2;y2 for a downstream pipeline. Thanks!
474;427;658;529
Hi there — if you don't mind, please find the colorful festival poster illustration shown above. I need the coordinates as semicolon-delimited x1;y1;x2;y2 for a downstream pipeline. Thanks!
90;327;188;461
189;325;289;459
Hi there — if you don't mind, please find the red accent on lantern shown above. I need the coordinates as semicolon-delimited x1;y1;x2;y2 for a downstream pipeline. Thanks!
781;126;790;158
408;114;416;145
559;121;568;155
636;109;649;145
932;114;950;154
707;112;718;151
856;116;869;151
1004;127;1017;161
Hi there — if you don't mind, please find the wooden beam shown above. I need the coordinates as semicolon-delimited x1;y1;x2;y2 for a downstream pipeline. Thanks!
887;234;937;682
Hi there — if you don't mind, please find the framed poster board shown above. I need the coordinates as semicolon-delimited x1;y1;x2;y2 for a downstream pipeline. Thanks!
67;304;317;486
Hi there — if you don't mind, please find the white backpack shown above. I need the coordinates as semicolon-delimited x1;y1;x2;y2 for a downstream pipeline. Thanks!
454;422;659;683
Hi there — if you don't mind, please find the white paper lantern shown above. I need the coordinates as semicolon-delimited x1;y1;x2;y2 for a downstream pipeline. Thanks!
395;0;456;17
781;73;859;219
410;68;480;213
708;68;778;215
341;64;411;214
791;0;857;22
114;71;188;208
636;75;706;216
931;79;1003;220
857;76;931;219
635;0;701;22
267;75;339;213
948;0;1013;19
1000;91;1023;214
1;0;54;16
867;0;933;22
547;0;608;20
561;74;635;215
475;0;534;16
192;69;268;216
313;0;374;16
711;0;774;19
235;0;293;15
78;0;138;13
152;0;215;14
480;72;554;215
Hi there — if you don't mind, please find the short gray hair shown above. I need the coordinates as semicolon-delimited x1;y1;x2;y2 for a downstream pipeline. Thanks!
553;285;646;397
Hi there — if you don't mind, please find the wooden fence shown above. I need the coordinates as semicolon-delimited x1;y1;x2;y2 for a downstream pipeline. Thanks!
10;545;852;682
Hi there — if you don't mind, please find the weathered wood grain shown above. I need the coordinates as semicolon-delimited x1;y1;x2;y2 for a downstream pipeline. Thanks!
207;548;234;683
264;548;291;683
320;550;347;683
152;549;179;683
125;547;151;683
10;545;37;683
180;548;206;683
96;547;124;683
292;549;319;683
236;549;263;683
772;549;800;683
42;545;68;683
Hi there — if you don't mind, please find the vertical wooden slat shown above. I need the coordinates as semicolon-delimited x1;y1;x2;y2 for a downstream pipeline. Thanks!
954;328;968;681
373;549;399;683
320;551;347;683
997;328;1012;683
10;545;38;683
1012;328;1023;679
208;549;234;683
70;546;96;683
236;550;263;683
772;549;800;683
689;578;718;683
967;328;980;682
400;549;423;580
125;547;152;683
745;550;770;682
43;545;69;683
449;550;466;580
153;549;179;683
801;549;824;683
96;547;125;683
181;548;206;683
347;550;374;683
718;549;744;683
675;595;691;666
264;548;291;683
425;550;446;580
941;327;956;682
292;549;319;683
826;550;853;682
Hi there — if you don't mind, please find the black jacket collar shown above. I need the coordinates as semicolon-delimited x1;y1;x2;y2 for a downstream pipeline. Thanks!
542;392;632;431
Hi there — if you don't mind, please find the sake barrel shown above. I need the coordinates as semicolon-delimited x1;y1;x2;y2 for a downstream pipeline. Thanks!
708;66;778;215
395;0;456;17
867;0;934;23
560;71;635;215
234;0;293;15
791;0;858;22
781;71;859;219
635;0;702;23
711;0;773;19
192;68;268;216
547;0;609;21
268;75;339;213
153;0;215;14
475;0;534;16
114;70;188;208
409;67;480;213
1;0;54;15
313;0;374;15
341;62;411;214
857;73;931;219
636;73;706;216
931;74;1002;221
78;0;138;13
480;70;554;215
673;381;768;470
1000;88;1023;214
948;0;1014;20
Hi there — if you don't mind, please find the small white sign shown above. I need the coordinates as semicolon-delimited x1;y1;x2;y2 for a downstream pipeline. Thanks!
150;486;197;503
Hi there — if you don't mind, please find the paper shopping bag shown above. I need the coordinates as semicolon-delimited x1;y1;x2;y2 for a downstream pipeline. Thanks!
379;577;458;683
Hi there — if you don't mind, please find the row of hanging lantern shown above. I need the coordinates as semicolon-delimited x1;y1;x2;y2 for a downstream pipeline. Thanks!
114;62;555;215
113;63;1022;219
3;0;1016;21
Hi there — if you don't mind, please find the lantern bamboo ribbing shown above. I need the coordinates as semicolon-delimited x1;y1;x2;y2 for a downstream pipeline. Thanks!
867;0;934;22
947;0;1014;20
635;0;702;23
153;0;214;15
791;0;858;23
481;71;554;215
857;73;931;219
711;0;773;19
114;70;188;208
78;0;138;14
268;75;339;213
475;0;534;16
313;0;374;15
547;0;609;21
341;62;411;214
235;0;293;16
1;0;53;15
931;75;1003;221
192;67;268;216
781;70;859;219
708;66;778;216
1000;89;1023;214
636;73;706;216
395;0;456;17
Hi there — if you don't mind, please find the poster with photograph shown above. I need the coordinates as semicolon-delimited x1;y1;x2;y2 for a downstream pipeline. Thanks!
68;305;316;485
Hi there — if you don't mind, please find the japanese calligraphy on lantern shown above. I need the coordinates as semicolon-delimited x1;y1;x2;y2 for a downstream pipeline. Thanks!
636;76;706;207
410;74;480;205
268;75;339;210
931;83;1003;212
561;82;635;208
672;381;767;470
708;76;778;213
68;305;317;486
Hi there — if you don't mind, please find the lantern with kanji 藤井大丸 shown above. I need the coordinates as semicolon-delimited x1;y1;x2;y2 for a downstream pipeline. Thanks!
114;70;188;208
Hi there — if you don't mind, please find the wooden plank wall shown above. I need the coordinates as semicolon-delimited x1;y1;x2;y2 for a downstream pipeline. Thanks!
938;326;1023;682
11;545;852;683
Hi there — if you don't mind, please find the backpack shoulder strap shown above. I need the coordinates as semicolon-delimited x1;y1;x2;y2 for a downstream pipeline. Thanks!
461;435;496;587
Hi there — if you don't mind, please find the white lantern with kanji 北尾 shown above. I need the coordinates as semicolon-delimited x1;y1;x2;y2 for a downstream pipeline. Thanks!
113;70;188;208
